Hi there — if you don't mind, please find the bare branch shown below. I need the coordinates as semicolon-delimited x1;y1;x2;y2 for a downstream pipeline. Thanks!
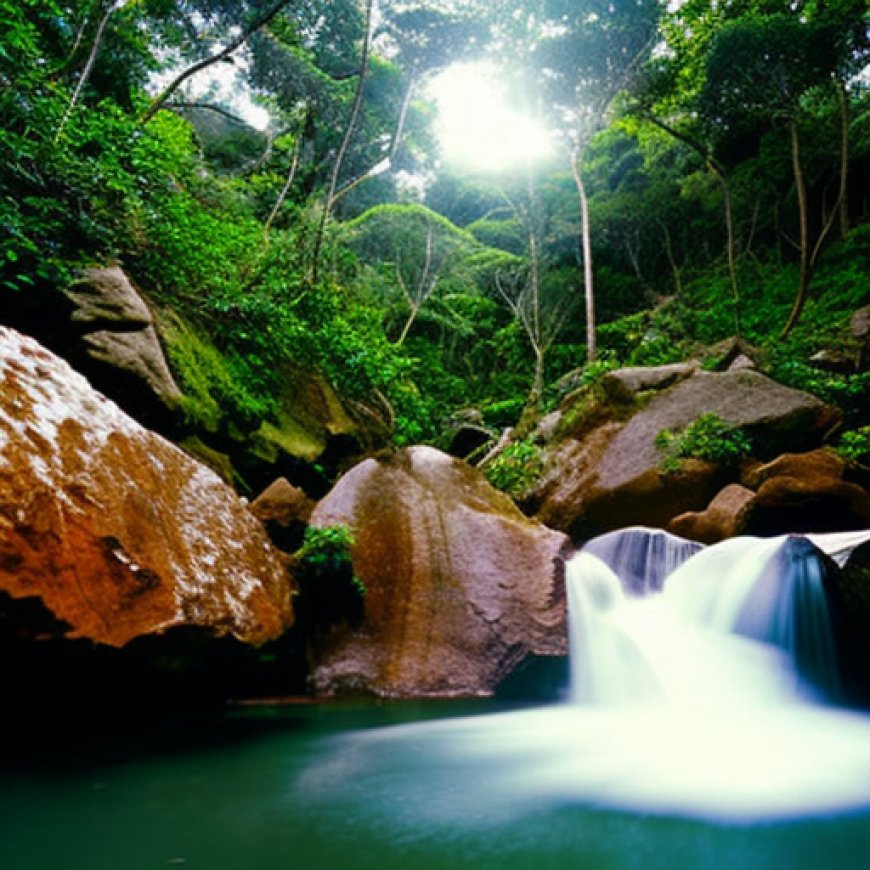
55;0;128;142
141;0;292;125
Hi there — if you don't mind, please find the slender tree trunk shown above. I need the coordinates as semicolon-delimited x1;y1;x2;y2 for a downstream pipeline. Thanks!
397;303;421;346
396;221;434;346
526;174;542;359
661;222;683;295
310;0;375;283
530;345;544;410
390;73;416;161
836;79;850;240
640;113;740;335
55;0;122;141
140;0;291;124
782;120;811;337
719;170;741;336
52;4;94;78
263;134;301;235
570;146;595;362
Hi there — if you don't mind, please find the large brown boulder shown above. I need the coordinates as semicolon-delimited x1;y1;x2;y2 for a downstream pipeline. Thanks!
0;327;292;647
530;368;841;541
249;477;315;552
743;450;870;535
668;450;870;543
668;483;756;544
308;446;571;698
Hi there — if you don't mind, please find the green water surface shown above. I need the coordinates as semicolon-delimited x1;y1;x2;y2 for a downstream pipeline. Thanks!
2;702;869;870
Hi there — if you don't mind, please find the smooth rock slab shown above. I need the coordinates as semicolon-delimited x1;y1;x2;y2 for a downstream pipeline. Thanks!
0;327;292;646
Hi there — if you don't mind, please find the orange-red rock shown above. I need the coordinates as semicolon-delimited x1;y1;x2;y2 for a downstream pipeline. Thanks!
309;446;571;698
0;327;292;647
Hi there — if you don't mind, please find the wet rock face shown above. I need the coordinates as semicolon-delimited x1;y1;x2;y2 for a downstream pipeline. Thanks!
0;327;292;647
308;446;571;699
529;368;841;541
827;539;870;704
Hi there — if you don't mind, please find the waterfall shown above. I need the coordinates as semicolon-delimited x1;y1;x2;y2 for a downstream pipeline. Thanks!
567;529;848;707
294;526;870;828
582;526;703;595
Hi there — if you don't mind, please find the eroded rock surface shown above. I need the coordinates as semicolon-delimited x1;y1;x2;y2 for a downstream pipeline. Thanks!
309;446;571;698
668;483;757;544
249;477;315;552
0;327;292;647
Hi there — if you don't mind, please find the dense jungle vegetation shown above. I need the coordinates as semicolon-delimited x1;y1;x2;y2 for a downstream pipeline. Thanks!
3;0;870;466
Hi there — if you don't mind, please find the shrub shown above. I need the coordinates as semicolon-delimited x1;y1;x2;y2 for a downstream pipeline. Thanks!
484;438;544;498
834;426;870;467
655;413;752;473
294;524;365;631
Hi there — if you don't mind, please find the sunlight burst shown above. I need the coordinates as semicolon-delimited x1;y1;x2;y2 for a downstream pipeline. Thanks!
427;62;554;173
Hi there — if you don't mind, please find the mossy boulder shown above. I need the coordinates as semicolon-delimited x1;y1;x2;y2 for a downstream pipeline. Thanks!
528;367;841;542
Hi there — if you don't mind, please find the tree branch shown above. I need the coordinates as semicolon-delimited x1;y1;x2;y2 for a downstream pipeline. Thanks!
140;0;292;125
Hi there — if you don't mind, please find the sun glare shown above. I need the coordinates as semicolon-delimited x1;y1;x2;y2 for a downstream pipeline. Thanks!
427;62;554;174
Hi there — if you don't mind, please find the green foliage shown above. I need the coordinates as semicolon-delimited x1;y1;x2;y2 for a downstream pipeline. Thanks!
834;427;870;467
655;413;752;473
2;0;870;477
294;524;365;630
296;524;357;572
162;315;276;434
481;397;527;429
484;438;544;498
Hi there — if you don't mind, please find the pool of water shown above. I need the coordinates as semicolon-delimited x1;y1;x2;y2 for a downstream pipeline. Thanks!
3;701;870;870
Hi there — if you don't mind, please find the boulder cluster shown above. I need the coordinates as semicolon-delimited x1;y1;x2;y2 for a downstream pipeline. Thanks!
3;276;870;704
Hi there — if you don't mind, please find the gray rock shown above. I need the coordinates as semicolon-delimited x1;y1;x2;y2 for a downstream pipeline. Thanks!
62;266;182;412
601;362;699;398
530;369;841;540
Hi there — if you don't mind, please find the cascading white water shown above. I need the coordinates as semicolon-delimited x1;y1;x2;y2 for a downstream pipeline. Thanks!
568;530;846;707
287;526;870;831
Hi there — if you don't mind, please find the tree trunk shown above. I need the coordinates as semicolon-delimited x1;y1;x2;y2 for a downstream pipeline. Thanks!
310;0;375;283
529;345;544;411
836;79;850;240
660;222;683;295
55;0;123;141
719;169;741;336
140;0;291;125
390;74;416;161
52;5;94;78
570;146;595;362
781;120;811;337
396;303;421;346
263;133;301;235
